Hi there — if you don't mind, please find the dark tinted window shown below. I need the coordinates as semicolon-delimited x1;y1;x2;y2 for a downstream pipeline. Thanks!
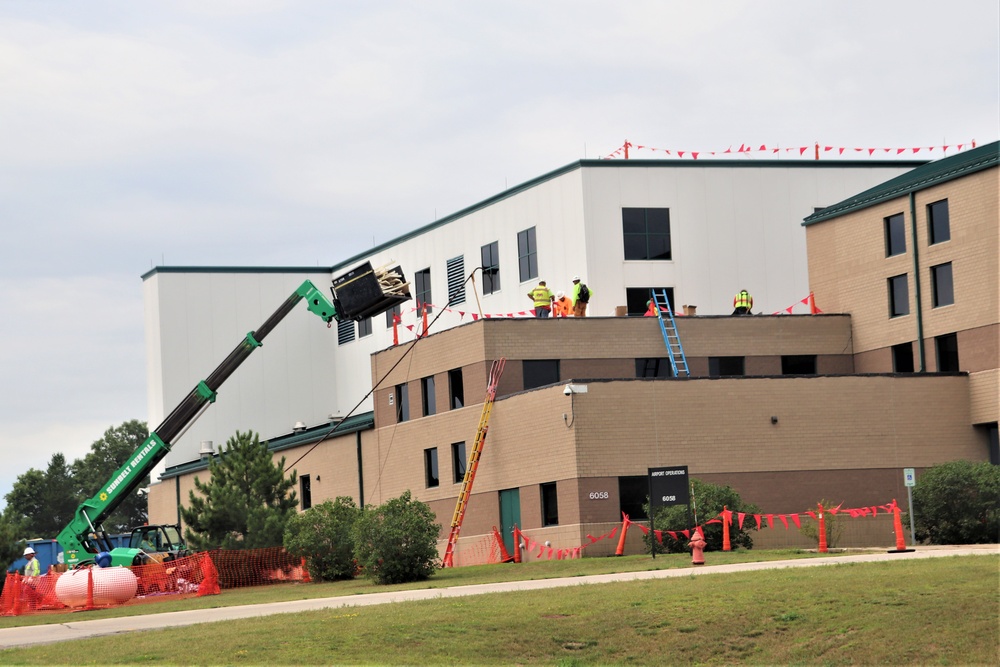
935;333;959;372
709;357;745;377
424;448;439;487
928;200;950;244
421;376;436;416
541;482;559;526
518;227;538;282
931;263;954;307
449;368;464;409
523;360;560;390
888;274;909;317
481;242;501;295
892;342;914;373
636;358;674;378
452;442;466;483
618;476;648;520
884;213;906;257
300;475;312;510
415;268;432;313
781;355;817;375
623;208;671;260
395;383;409;422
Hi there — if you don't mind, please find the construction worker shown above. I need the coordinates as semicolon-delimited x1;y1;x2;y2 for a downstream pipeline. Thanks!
732;289;753;315
571;276;592;317
22;546;40;578
552;291;573;317
528;280;554;318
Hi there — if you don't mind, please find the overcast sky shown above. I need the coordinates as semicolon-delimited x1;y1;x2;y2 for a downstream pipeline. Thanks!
1;1;997;512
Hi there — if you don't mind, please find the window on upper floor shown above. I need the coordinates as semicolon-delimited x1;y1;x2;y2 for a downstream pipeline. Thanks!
449;368;465;409
446;255;466;305
481;242;501;295
636;358;674;378
395;383;409;423
414;268;432;314
385;303;401;329
623;208;671;261
300;474;312;510
541;482;559;526
358;316;372;338
523;360;560;390
337;319;355;345
928;200;950;244
424;448;439;488
892;342;915;373
884;213;906;257
518;227;538;282
709;357;745;377
781;355;817;375
421;376;436;417
935;333;959;372
931;263;954;307
452;442;467;483
888;274;909;318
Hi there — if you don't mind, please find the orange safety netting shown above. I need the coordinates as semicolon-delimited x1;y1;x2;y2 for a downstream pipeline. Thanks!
0;547;309;617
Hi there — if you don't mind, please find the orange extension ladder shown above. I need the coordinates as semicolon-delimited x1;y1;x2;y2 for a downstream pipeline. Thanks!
441;357;506;567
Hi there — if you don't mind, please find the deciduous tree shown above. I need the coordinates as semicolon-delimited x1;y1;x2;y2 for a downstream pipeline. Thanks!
71;420;150;532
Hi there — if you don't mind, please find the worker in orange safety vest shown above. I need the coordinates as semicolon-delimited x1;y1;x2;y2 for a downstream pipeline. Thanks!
552;291;573;317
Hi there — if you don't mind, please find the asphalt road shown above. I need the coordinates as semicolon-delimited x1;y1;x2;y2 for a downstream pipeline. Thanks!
0;546;995;649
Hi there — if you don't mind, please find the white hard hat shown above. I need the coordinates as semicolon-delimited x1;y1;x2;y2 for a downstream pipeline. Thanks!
556;291;565;300
23;547;35;556
572;276;580;282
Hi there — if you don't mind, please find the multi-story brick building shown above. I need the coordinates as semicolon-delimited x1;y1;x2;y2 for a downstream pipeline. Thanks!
148;147;998;556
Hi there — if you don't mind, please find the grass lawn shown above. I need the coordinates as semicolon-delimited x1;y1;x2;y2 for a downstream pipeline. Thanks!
0;553;996;665
0;548;854;629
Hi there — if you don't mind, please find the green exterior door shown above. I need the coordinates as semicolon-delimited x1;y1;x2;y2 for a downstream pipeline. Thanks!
499;488;521;556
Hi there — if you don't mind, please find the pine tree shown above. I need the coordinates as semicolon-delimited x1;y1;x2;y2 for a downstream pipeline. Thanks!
181;430;298;550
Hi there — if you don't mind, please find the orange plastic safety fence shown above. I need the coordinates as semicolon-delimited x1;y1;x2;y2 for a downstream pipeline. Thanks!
0;547;309;617
446;532;502;567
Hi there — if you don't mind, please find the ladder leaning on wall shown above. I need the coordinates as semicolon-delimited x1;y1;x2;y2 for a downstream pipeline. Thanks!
441;357;507;568
651;289;690;377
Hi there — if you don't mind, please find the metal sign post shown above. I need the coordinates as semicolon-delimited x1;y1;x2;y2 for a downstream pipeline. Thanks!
903;468;916;545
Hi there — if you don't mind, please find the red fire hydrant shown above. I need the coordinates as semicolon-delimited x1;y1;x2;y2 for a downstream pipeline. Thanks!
689;531;707;566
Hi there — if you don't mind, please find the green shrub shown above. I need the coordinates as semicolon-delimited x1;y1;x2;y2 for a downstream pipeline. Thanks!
284;497;361;582
798;500;844;548
911;460;1000;544
643;479;760;554
351;490;441;585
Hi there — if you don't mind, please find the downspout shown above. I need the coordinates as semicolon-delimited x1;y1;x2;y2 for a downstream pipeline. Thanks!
909;192;926;371
356;430;364;507
175;476;182;526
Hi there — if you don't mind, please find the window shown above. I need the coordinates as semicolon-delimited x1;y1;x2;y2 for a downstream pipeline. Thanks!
358;316;372;338
636;358;674;378
709;357;745;377
884;213;906;257
517;227;538;282
481;242;501;295
935;333;959;372
888;274;909;317
395;383;409;422
385;303;401;328
337;319;355;345
626;287;674;316
449;368;464;409
618;476;649;520
414;268;432;313
623;208;671;261
523;360;560;390
452;442;467;483
446;256;466;305
781;355;817;375
421;376;436;417
300;474;312;510
892;342;914;373
541;482;559;526
928;200;950;244
931;263;954;307
424;448;439;488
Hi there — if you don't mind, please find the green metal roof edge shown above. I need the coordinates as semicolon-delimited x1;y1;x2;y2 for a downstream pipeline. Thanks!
141;265;329;281
159;411;374;479
802;141;999;226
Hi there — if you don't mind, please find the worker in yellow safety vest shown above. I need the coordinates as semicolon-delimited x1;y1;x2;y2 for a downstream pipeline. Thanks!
528;281;554;318
732;289;753;315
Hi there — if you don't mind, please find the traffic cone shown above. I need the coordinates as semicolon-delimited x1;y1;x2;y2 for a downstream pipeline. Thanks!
300;557;311;583
84;568;95;611
817;503;828;553
512;526;522;564
888;501;915;553
614;514;630;556
494;526;513;563
722;506;732;552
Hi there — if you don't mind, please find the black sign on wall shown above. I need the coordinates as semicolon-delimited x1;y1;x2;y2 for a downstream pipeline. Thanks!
648;466;690;508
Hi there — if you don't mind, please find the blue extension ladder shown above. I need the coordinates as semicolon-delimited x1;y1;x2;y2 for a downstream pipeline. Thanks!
651;289;690;377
